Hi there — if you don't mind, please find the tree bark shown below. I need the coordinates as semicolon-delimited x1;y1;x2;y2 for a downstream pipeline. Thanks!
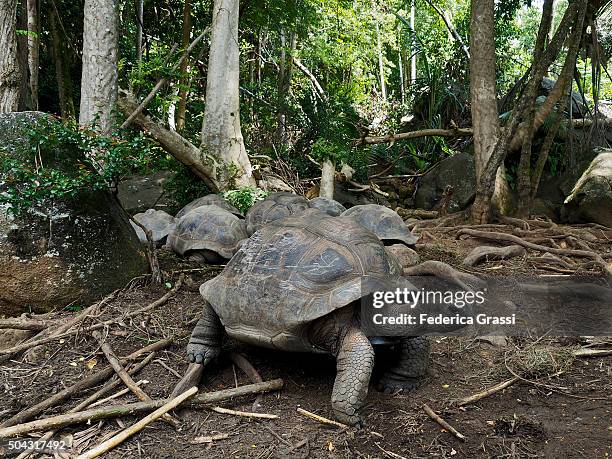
79;0;119;134
176;0;191;132
136;0;144;63
469;0;510;221
0;0;21;113
26;0;37;109
320;158;335;199
200;0;255;190
49;6;75;119
375;9;386;100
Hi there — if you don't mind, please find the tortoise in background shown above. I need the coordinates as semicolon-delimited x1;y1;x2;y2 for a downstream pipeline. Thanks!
167;205;248;264
176;194;243;219
130;209;177;245
245;191;310;235
342;204;418;246
188;209;467;425
309;197;347;216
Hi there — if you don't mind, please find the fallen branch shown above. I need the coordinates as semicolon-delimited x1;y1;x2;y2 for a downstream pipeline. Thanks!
422;404;466;441
0;379;284;438
0;318;54;331
457;228;612;277
93;331;178;428
296;408;348;429
0;339;171;428
76;387;198;459
403;260;485;291
354;127;473;146
230;352;264;411
170;363;204;398
211;406;278;419
462;245;526;267
0;277;182;359
89;380;149;408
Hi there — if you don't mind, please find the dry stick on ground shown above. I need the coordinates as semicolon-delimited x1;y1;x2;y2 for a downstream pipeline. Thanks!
229;352;264;411
75;386;198;459
170;363;204;398
0;379;284;438
15;353;157;459
457;228;612;277
455;347;612;406
462;245;526;267
211;406;278;419
296;408;348;429
422;404;466;442
0;277;182;359
403;260;485;291
0;339;171;428
93;331;178;428
126;214;162;284
0;318;55;331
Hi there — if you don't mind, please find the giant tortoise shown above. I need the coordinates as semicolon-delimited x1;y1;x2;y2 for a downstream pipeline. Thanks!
342;204;418;246
309;196;347;216
130;209;177;245
245;192;309;235
187;209;467;425
176;194;243;219
167;205;248;264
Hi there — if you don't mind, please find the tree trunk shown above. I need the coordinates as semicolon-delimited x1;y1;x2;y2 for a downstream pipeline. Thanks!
49;6;75;119
176;0;191;132
410;0;416;84
26;0;38;109
136;0;143;63
469;0;510;222
375;14;386;100
320;159;335;199
79;0;119;134
200;0;255;190
0;0;21;112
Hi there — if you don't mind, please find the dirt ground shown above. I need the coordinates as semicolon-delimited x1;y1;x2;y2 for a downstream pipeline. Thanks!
1;222;611;459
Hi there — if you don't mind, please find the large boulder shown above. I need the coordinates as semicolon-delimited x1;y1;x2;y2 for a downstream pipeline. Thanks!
414;152;476;211
0;112;148;317
562;150;612;228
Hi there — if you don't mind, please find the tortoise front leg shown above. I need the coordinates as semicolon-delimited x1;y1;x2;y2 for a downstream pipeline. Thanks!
331;326;375;427
187;301;223;366
376;336;429;394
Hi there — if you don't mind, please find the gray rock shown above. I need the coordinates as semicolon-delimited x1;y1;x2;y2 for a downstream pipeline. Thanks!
414;152;476;211
0;112;148;317
562;150;612;228
117;171;173;214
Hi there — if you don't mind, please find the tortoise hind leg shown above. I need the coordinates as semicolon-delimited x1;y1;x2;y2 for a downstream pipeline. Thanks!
187;301;223;366
331;326;375;427
376;336;429;394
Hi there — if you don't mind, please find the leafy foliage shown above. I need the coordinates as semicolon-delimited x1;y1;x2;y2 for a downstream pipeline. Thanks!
223;188;269;213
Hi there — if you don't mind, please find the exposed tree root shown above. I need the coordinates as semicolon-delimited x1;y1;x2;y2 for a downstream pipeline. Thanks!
462;245;526;267
170;363;205;399
229;352;264;411
403;261;485;291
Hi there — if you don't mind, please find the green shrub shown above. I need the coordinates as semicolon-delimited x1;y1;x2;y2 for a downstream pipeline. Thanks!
223;187;269;213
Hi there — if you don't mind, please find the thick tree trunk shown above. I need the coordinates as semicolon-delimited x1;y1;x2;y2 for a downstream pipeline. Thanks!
26;0;38;109
49;6;75;119
176;0;191;132
469;0;510;222
375;14;386;100
79;0;119;134
200;0;255;190
136;0;144;63
0;0;21;113
320;159;335;199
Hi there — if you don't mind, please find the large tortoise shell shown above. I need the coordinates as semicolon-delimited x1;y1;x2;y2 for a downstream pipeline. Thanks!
131;209;177;244
342;204;418;246
309;197;347;216
176;194;243;219
245;192;310;235
200;209;403;350
168;205;248;259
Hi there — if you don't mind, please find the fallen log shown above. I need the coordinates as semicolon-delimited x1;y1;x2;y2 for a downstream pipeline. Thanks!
353;127;474;146
0;379;284;439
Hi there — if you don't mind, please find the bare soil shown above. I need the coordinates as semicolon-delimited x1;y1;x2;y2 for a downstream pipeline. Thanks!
1;223;611;459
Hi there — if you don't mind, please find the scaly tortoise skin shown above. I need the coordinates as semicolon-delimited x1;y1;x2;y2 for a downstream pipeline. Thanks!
188;208;430;426
176;194;243;219
342;204;418;246
167;205;248;262
309;197;347;216
131;209;177;245
245;192;310;235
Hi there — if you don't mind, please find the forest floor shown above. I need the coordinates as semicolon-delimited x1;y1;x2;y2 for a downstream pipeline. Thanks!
0;220;611;459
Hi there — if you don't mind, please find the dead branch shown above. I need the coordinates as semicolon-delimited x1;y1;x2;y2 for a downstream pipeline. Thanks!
296;408;348;429
93;331;178;428
455;376;521;406
170;363;204;398
422;404;466;441
211;406;278;419
75;387;198;459
0;277;182;359
0;340;170;428
0;379;284;438
462;245;526;267
0;318;54;331
403;261;485;291
354;127;473;146
229;352;264;411
457;228;612;277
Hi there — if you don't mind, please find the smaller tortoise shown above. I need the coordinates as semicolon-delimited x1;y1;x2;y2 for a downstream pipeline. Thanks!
309;197;347;216
130;209;177;245
245;191;309;235
176;194;243;219
167;205;248;264
342;204;418;246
